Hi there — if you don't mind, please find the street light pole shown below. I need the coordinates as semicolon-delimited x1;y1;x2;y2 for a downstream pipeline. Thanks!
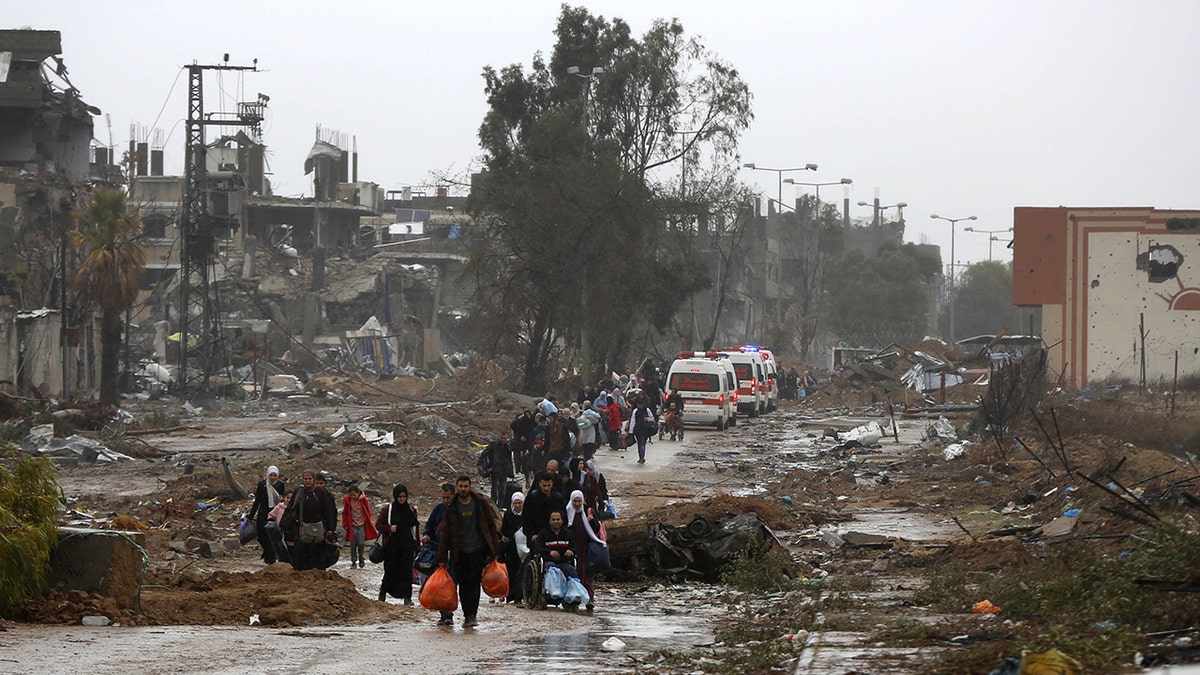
784;177;852;222
567;65;605;377
858;200;907;226
567;65;605;134
962;226;1014;261
743;162;818;212
930;213;977;345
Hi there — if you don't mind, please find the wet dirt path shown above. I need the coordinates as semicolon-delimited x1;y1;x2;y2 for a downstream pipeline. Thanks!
6;404;961;673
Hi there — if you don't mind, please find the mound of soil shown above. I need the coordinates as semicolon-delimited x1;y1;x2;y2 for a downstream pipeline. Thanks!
24;565;402;627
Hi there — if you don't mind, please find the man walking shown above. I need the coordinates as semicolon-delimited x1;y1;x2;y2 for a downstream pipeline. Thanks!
283;470;337;571
438;476;499;628
483;432;515;505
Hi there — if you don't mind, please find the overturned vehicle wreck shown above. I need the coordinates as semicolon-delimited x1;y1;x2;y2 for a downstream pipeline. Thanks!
606;511;781;581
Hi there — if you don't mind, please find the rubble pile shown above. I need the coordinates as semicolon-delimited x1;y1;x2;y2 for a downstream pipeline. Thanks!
809;338;993;409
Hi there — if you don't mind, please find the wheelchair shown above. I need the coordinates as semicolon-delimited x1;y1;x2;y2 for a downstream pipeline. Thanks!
520;552;581;611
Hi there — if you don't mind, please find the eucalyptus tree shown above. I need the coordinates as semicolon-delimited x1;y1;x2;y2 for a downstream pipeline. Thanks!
467;5;752;390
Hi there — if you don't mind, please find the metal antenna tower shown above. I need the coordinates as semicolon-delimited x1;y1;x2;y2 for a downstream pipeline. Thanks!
179;57;262;395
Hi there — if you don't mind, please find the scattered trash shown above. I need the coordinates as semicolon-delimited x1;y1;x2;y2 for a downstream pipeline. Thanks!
1062;509;1080;518
924;416;958;442
972;599;1002;614
249;614;260;626
601;637;626;652
81;616;110;626
266;374;305;393
840;421;884;446
1014;648;1082;675
23;433;134;464
332;423;395;447
943;442;968;460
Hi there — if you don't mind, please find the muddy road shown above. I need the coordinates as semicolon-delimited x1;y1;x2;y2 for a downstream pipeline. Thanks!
6;403;957;674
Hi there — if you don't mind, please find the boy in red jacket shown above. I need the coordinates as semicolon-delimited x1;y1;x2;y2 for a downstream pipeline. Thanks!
341;486;378;568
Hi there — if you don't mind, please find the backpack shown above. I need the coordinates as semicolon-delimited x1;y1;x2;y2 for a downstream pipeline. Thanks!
477;447;493;478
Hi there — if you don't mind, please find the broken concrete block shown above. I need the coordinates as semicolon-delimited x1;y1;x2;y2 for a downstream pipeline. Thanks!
81;616;111;626
222;538;241;551
48;528;146;606
198;540;221;558
168;540;187;552
185;536;207;551
840;531;890;548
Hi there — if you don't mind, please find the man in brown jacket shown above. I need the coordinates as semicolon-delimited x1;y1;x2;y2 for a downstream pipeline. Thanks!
437;475;499;628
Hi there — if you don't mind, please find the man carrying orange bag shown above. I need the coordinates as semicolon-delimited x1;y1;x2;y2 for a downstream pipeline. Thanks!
437;475;500;628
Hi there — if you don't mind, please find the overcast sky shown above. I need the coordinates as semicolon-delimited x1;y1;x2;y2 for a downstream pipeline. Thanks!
10;1;1199;266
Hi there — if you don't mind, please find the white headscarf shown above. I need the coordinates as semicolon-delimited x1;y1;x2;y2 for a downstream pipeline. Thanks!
265;466;281;507
510;491;524;515
565;489;605;545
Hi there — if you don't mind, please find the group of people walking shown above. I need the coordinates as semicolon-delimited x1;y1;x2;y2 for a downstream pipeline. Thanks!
246;456;614;627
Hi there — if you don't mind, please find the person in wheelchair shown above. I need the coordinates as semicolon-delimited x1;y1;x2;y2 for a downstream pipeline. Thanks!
533;510;578;578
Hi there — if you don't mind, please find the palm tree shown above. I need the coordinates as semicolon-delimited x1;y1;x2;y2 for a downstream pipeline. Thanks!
72;188;146;405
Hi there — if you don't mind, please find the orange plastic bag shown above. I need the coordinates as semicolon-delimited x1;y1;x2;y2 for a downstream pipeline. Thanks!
482;559;509;598
419;567;458;611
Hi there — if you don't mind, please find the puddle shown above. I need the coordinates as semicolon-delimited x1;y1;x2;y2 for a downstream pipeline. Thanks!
480;585;718;673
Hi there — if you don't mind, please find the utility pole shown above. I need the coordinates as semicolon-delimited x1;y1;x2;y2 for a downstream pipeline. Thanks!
179;56;263;395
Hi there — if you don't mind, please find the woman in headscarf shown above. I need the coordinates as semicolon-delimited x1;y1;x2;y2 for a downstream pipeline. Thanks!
500;491;525;603
565;456;586;496
246;466;286;564
566;489;606;611
582;459;609;516
375;484;419;604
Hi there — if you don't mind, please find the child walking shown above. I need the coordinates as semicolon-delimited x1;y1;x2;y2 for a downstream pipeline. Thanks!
341;486;377;568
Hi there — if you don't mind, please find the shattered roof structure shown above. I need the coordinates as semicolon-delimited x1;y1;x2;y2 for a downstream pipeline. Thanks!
0;30;97;181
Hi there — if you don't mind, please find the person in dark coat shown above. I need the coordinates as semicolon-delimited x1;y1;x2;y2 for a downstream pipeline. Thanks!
485;432;515;505
422;483;455;625
499;491;525;603
282;470;337;571
510;410;536;487
581;459;609;516
522;472;566;544
437;476;500;628
375;484;419;603
246;465;285;564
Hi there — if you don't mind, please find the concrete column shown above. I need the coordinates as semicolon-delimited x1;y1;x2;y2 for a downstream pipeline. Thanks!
241;235;257;278
312;246;326;291
302;293;319;348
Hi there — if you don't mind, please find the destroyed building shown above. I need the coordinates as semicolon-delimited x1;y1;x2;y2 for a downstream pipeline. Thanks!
0;30;103;397
1013;206;1200;388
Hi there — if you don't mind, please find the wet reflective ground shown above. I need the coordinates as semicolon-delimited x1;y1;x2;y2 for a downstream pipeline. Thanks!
477;583;720;673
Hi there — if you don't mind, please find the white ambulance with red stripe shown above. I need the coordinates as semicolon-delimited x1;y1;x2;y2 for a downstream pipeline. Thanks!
664;351;737;431
723;348;767;417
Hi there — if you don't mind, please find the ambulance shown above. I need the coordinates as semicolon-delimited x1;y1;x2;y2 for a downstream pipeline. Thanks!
758;348;780;412
664;351;737;430
723;348;767;417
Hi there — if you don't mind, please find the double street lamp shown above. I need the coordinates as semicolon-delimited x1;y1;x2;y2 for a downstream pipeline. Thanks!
785;177;852;220
742;162;818;210
567;65;605;132
930;213;977;345
962;226;1013;260
858;200;907;227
